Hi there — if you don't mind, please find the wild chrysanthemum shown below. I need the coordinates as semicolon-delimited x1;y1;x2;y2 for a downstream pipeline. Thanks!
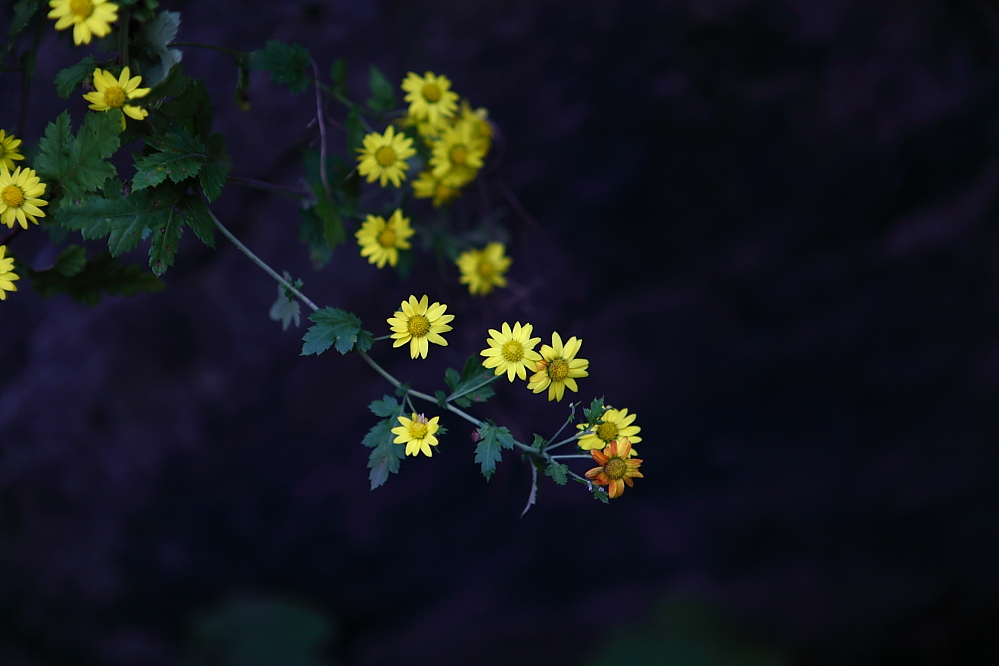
429;121;486;186
527;332;589;402
83;67;150;130
480;322;542;382
392;412;441;457
388;294;455;359
48;0;118;45
0;130;25;171
412;170;461;207
356;125;416;188
577;407;642;454
401;71;459;126
0;245;19;301
0;167;48;229
456;242;511;297
585;437;644;499
355;209;414;268
457;100;493;153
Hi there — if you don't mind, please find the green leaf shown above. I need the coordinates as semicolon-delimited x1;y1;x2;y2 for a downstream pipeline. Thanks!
544;461;569;486
268;281;301;331
368;395;400;418
54;55;98;98
584;396;607;426
362;418;405;490
330;58;346;92
27;251;164;306
147;199;184;275
249;40;312;93
574;476;610;504
8;0;42;40
394;382;411;398
308;182;344;250
35;111;121;200
177;193;216;248
474;422;514;480
532;434;547;451
445;354;496;408
345;106;364;155
366;64;395;113
133;129;206;191
201;133;229;201
301;307;373;356
136;10;182;86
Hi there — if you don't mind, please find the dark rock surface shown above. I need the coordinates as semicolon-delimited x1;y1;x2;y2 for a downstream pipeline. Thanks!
2;1;998;664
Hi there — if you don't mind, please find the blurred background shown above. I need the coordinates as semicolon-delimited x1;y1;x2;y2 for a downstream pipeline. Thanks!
2;0;998;664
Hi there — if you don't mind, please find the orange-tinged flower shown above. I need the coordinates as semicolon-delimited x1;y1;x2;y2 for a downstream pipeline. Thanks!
584;437;643;499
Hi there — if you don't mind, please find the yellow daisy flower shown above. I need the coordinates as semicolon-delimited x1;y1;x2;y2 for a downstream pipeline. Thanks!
457;99;493;153
356;125;416;188
0;130;25;172
0;166;48;229
388;294;455;360
83;67;150;130
429;121;486;186
412;170;461;207
480;321;542;382
48;0;118;46
391;412;441;457
456;242;511;296
0;245;20;301
585;437;644;499
401;71;459;126
527;331;589;402
355;208;414;268
576;407;642;455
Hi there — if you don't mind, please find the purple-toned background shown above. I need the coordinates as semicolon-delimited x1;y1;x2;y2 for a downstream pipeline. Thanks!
2;1;998;664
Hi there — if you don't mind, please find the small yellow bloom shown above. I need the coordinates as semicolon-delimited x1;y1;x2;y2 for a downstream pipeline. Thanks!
480;322;542;382
585;437;644;499
0;130;25;171
456;242;510;296
457;99;493;153
412;170;462;207
82;67;150;130
355;208;414;268
48;0;118;46
577;407;642;454
387;294;455;359
0;166;48;229
391;412;441;457
0;245;20;301
356;125;417;188
527;332;589;402
401;71;459;126
429;121;486;186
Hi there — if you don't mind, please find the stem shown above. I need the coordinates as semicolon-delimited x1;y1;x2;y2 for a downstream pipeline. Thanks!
446;374;500;404
168;42;246;58
544;431;584;452
550;454;592;460
310;58;333;202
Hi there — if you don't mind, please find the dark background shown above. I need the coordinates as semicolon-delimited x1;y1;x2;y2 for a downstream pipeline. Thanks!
2;0;998;664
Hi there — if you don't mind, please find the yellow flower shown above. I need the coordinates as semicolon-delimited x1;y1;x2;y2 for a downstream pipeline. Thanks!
391;412;441;457
480;321;542;382
0;166;48;229
457;99;493;153
401;71;459;126
388;294;455;359
356;125;416;188
456;242;510;296
0;245;20;301
412;170;461;207
527;331;589;402
584;437;644;499
82;67;150;130
0;130;25;171
429;121;486;186
355;208;414;268
577;407;642;454
48;0;118;45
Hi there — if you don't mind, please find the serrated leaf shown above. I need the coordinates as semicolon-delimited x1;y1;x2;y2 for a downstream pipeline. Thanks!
27;251;163;306
532;434;547;451
368;395;400;418
177;193;216;248
301;307;373;355
137;11;183;86
134;129;206;191
201;133;229;201
147;201;184;275
35;111;120;199
8;0;42;38
544;462;569;486
362;418;405;490
446;354;496;407
366;65;395;113
584;396;607;426
249;40;311;94
54;55;98;98
474;423;514;481
268;282;301;331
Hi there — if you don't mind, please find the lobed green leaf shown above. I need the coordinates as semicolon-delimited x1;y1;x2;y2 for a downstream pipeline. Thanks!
133;129;206;191
474;422;514;480
54;55;98;98
544;461;569;486
249;40;312;94
445;354;496;407
362;418;405;490
369;395;401;418
35;111;121;199
301;307;373;356
27;250;163;305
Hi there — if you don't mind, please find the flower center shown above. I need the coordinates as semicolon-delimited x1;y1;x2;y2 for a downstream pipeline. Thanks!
408;314;430;337
410;422;428;439
375;146;397;167
501;340;524;362
103;86;126;109
603;457;628;481
547;358;569;381
69;0;93;18
449;145;468;165
422;83;441;102
477;261;494;277
377;227;397;247
596;421;619;442
1;185;24;208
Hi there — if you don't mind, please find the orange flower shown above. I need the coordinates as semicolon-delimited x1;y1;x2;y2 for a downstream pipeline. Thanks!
584;437;643;499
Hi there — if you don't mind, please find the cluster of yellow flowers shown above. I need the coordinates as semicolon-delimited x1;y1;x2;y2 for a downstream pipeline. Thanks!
0;126;47;301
